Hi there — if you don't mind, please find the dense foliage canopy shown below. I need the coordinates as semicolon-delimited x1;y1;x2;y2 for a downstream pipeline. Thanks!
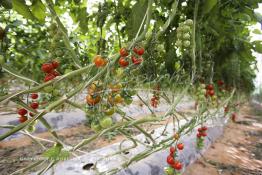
0;0;261;93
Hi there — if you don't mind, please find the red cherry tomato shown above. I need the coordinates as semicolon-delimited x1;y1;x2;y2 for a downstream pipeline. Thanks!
19;116;28;123
31;93;38;99
51;60;59;69
131;56;143;65
177;143;184;150
119;57;129;67
208;90;215;96
44;73;56;82
172;161;183;170
30;102;39;109
217;80;224;86
51;70;60;77
206;84;214;90
170;146;176;154
119;48;129;57
137;47;145;55
18;108;27;116
41;63;54;73
166;155;175;165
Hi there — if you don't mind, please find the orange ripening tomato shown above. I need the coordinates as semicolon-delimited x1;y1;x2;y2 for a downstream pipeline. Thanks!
93;55;107;67
86;95;101;105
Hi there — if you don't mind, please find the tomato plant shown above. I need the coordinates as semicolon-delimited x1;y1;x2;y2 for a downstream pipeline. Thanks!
0;0;260;174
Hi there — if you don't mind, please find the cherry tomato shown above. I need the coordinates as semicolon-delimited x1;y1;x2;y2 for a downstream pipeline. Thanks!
208;90;215;96
30;102;39;109
31;93;38;99
44;73;56;82
166;155;175;165
164;167;174;175
104;107;115;116
41;63;54;73
131;56;143;65
197;133;202;138
18;108;27;116
206;84;214;90
51;60;59;69
19;116;28;123
201;126;208;131
170;146;176;154
119;57;129;67
51;70;60;77
201;132;207;137
217;80;224;86
86;95;101;105
114;94;124;104
94;55;107;67
177;143;184;150
99;117;113;128
119;48;129;57
172;161;182;170
136;47;145;55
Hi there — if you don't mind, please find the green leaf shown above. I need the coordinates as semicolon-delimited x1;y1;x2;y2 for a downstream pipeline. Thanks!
43;144;62;160
202;0;217;15
126;0;148;40
12;0;35;20
252;40;262;53
31;0;46;23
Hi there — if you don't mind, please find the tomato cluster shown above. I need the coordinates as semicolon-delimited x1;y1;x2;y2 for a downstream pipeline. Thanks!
41;60;60;82
196;126;208;149
150;85;160;108
176;19;193;51
85;80;134;132
17;93;39;126
164;143;184;175
118;46;144;67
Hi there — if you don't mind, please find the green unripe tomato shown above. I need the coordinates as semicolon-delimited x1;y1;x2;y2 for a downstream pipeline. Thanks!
183;33;191;40
201;89;206;94
104;107;115;116
200;84;206;89
185;19;193;26
182;25;191;32
99;117;113;128
164;167;174;175
176;40;183;47
177;32;183;39
0;55;4;65
183;40;191;47
91;122;102;132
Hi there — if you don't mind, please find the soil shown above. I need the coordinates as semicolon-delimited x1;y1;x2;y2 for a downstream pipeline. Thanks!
183;104;262;175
